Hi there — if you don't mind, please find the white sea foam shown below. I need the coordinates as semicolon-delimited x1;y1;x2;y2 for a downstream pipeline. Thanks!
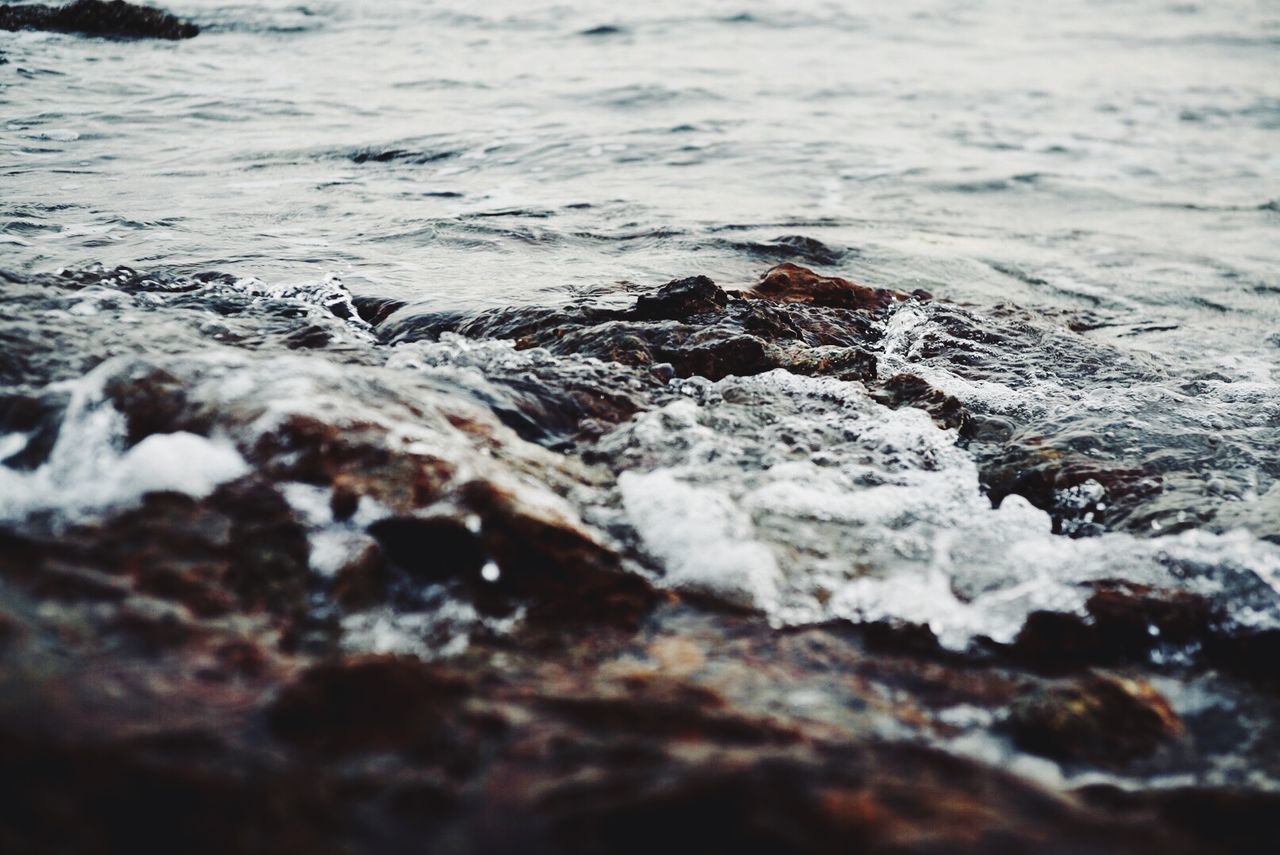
596;369;1280;649
0;363;249;525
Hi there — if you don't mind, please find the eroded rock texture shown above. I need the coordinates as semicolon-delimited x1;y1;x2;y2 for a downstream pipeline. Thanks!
2;263;1279;853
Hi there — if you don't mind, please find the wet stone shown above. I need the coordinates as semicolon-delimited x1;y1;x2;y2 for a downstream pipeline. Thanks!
632;275;728;320
0;0;200;40
743;262;917;312
1005;672;1184;766
267;655;469;755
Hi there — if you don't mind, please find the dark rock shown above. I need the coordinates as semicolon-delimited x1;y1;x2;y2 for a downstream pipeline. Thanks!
1006;672;1184;766
349;148;458;165
0;391;66;470
0;477;311;623
368;515;487;583
981;444;1162;536
0;0;199;40
1077;784;1280;855
331;542;389;610
1010;582;1219;669
870;373;967;430
0;732;347;855
1204;627;1280;687
632;275;728;320
351;294;407;326
267;655;468;754
461;479;662;626
1085;581;1217;654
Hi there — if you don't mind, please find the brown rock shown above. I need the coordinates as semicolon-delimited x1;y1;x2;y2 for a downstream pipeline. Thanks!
1006;672;1184;766
745;263;914;312
267;655;468;755
870;373;967;430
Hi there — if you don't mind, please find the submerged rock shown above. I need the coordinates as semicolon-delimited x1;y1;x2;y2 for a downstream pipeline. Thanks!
1006;672;1184;766
0;0;199;40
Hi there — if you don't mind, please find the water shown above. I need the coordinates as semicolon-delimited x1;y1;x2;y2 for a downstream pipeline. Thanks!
3;0;1280;802
4;1;1277;307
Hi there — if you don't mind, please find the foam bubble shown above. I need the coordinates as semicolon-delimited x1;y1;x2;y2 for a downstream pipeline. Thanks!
594;369;1280;649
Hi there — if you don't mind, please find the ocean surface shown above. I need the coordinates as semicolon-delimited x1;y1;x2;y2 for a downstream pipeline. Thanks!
3;0;1280;803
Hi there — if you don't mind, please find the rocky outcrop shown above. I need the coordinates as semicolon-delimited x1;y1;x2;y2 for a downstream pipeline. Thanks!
3;263;1279;853
0;0;199;40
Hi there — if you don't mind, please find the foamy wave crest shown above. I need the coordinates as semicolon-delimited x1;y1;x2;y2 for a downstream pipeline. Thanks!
591;369;1280;649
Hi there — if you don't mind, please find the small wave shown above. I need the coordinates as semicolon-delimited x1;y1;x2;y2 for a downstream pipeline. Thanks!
348;147;459;165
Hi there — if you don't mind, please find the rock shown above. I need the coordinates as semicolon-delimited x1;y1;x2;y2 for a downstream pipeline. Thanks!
1010;582;1218;669
331;542;390;610
460;479;662;626
367;515;487;584
267;655;469;754
1006;672;1184;766
743;262;915;312
1078;784;1280;855
0;0;199;40
351;295;407;326
0;391;66;470
870;373;967;430
632;275;728;320
980;445;1162;535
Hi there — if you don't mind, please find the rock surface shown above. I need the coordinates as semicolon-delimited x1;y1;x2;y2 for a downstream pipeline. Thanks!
2;263;1279;852
0;0;198;39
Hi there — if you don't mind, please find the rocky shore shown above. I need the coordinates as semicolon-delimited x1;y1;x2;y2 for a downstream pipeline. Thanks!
2;262;1279;852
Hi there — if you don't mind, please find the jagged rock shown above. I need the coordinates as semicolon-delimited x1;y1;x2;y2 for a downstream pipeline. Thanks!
0;0;199;40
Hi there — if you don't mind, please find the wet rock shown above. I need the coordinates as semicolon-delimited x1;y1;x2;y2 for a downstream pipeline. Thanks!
0;0;199;40
1006;672;1184;766
870;372;966;430
0;475;312;625
1078;784;1280;855
743;262;916;312
368;515;487;584
632;275;728;320
0;391;66;470
351;294;407;326
1010;582;1218;669
0;732;348;855
331;542;390;610
384;267;891;390
461;479;662;626
539;740;1180;855
1204;628;1280;687
1084;581;1217;655
580;24;627;37
980;445;1163;535
267;655;469;754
